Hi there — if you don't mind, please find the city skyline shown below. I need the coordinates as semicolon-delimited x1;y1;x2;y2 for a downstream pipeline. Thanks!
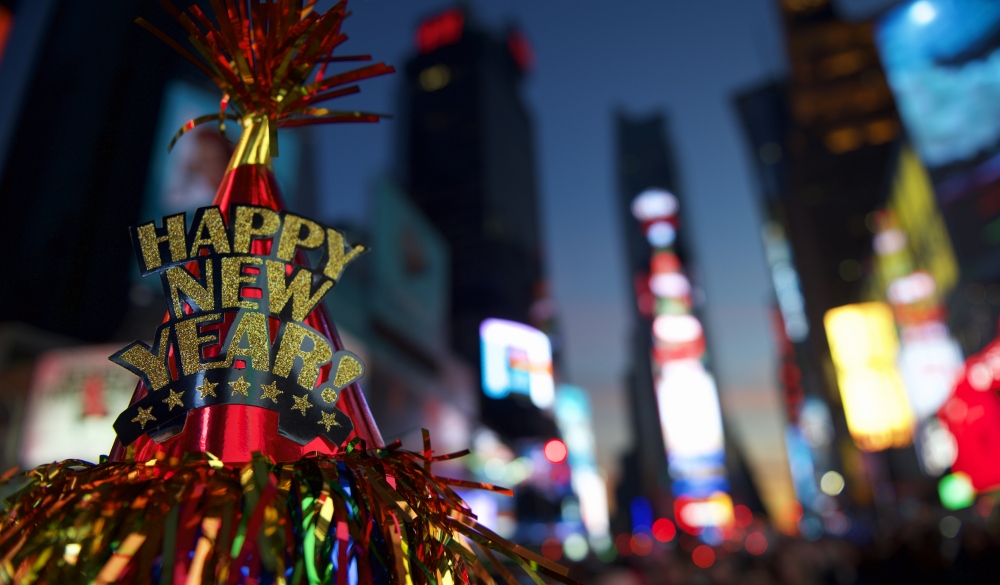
307;0;794;515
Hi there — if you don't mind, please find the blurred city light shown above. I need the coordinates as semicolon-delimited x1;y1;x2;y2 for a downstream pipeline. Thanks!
562;533;588;561
824;303;915;451
938;472;975;511
480;319;554;408
652;518;677;542
939;516;961;539
645;221;676;248
909;1;937;25
658;362;725;461
745;532;768;556
819;471;845;496
630;188;678;221
543;439;568;464
692;544;716;568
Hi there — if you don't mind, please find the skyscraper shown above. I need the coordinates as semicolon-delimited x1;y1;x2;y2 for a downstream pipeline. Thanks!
614;113;675;509
399;8;555;439
615;112;734;536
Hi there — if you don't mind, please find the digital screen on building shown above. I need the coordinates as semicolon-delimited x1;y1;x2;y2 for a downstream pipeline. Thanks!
480;319;554;408
876;2;1000;276
21;346;139;467
825;303;915;452
876;1;1000;169
144;80;302;219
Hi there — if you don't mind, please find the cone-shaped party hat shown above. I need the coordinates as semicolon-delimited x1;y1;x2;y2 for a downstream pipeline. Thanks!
109;0;393;464
0;3;581;583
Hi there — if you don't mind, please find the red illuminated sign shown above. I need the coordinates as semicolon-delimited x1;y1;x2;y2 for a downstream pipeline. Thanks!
938;337;1000;492
0;5;12;65
507;30;535;72
415;9;464;54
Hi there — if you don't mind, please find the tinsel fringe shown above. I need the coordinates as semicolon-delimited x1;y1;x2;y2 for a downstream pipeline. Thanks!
0;436;579;585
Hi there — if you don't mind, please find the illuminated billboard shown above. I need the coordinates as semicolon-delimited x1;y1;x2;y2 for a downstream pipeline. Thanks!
938;339;1000;492
554;385;611;544
480;319;554;408
876;3;1000;275
825;303;915;451
21;346;139;467
656;361;725;462
370;178;450;353
876;1;1000;169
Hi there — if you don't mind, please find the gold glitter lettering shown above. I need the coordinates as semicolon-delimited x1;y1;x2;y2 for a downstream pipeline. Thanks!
165;261;216;318
222;311;270;371
116;327;172;391
175;313;226;376
321;387;338;403
221;256;263;310
321;228;365;282
136;214;188;270
273;322;332;390
189;208;231;256
232;206;280;254
276;213;325;261
267;260;332;321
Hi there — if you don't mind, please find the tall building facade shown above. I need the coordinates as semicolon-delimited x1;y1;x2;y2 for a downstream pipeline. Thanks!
399;8;556;439
615;112;734;537
614;113;675;512
734;0;919;518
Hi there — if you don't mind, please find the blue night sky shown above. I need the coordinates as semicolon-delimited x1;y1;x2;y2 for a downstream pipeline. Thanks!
309;0;796;513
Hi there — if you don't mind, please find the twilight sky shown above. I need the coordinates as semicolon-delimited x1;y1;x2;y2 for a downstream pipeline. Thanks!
310;0;796;516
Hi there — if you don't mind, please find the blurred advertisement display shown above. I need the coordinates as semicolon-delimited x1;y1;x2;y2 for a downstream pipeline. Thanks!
479;319;554;408
824;303;915;451
554;384;611;546
370;179;450;353
762;222;809;343
784;425;820;511
630;188;732;533
876;2;1000;277
673;493;735;536
145;81;303;219
938;337;1000;492
869;147;964;473
656;362;725;462
877;1;1000;168
21;346;138;467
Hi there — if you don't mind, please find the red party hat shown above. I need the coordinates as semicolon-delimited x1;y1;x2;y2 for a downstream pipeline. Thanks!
109;0;393;464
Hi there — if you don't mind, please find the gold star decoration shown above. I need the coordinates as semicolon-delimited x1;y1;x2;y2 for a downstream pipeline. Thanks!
291;394;313;416
261;381;283;403
230;376;250;397
318;411;341;432
132;406;157;429
162;389;184;411
196;379;218;399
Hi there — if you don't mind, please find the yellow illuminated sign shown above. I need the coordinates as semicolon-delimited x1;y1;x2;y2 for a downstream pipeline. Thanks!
887;147;958;296
825;303;915;452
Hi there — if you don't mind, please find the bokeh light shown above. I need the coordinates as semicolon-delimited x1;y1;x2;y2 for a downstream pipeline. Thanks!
745;532;768;556
692;545;715;568
820;471;845;496
543;439;568;464
652;518;677;542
